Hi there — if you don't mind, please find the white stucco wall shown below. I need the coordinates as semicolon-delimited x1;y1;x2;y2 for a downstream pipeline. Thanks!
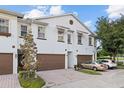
0;13;18;74
17;15;96;68
0;12;96;73
36;15;95;55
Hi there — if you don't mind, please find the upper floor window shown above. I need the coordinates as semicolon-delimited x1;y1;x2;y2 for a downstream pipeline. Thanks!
89;37;92;46
38;26;45;39
78;33;82;45
67;34;72;44
0;18;9;33
21;25;27;36
94;38;97;47
58;28;64;42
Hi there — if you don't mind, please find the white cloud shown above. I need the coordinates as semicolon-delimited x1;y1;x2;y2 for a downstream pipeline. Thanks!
84;20;95;31
24;5;65;18
24;9;46;18
84;20;92;28
50;6;65;15
24;6;49;18
33;5;49;13
106;5;124;19
73;12;78;16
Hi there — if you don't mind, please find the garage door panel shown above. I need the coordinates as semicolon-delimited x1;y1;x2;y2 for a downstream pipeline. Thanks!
77;55;92;64
37;54;65;71
0;53;13;75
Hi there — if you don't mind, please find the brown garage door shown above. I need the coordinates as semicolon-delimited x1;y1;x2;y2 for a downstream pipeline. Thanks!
77;55;92;64
37;54;65;71
0;53;13;75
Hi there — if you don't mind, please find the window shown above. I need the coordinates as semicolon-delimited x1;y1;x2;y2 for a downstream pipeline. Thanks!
89;37;92;46
67;34;72;44
94;38;97;47
58;29;64;42
38;26;45;39
0;18;9;33
21;25;27;36
78;33;82;45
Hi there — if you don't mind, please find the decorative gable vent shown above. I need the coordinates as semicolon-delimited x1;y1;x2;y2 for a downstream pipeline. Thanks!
69;20;73;25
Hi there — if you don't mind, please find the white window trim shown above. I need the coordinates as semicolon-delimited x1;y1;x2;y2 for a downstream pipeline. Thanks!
57;28;65;42
77;32;83;45
67;33;72;44
67;31;73;44
0;17;11;36
20;24;28;37
37;26;46;40
89;36;93;46
0;18;9;33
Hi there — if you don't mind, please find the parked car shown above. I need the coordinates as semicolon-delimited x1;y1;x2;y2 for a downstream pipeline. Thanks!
99;59;117;69
81;60;108;71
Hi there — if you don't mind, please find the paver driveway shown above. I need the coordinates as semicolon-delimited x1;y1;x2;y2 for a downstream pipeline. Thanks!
0;74;20;88
0;69;124;88
37;69;98;87
37;69;124;88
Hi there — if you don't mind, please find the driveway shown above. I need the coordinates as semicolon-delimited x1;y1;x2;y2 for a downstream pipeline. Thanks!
0;74;20;88
0;69;124;88
37;69;124;88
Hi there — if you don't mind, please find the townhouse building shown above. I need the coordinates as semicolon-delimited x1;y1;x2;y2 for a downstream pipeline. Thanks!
0;9;97;75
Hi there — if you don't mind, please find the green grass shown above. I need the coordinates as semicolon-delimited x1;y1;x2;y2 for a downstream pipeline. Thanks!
117;62;124;69
18;74;45;88
117;66;124;69
98;56;124;60
78;69;102;75
116;57;124;60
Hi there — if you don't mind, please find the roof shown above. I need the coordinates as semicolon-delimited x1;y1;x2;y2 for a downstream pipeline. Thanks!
36;13;73;20
18;18;48;26
36;14;95;36
0;9;24;18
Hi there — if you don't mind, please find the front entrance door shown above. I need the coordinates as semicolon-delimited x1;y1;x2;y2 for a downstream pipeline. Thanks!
68;51;73;68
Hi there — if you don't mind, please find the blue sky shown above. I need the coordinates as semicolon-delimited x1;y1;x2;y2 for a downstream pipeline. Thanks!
0;5;121;31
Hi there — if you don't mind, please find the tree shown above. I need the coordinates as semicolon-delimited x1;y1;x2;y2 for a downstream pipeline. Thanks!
97;49;109;58
96;16;124;61
20;26;38;78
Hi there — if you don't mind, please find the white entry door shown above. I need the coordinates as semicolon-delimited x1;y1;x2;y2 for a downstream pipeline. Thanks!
68;51;74;68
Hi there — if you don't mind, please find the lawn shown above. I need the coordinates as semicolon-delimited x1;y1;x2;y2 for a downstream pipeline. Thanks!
116;57;124;60
78;69;102;75
98;56;124;60
18;72;45;88
117;66;124;69
117;62;124;69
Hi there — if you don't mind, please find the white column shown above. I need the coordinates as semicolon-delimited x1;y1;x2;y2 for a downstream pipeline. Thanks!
13;53;18;74
65;52;68;69
95;51;97;60
12;18;18;74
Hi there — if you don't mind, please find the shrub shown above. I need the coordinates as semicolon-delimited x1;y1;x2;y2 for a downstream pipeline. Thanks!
117;62;124;66
18;71;45;88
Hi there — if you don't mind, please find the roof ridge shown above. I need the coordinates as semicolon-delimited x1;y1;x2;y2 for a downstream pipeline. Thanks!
35;13;73;20
0;8;24;17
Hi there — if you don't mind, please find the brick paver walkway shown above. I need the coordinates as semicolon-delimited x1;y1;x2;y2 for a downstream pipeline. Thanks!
0;74;21;88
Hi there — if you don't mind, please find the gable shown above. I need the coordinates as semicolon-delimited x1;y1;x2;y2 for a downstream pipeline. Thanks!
37;14;94;35
0;9;23;18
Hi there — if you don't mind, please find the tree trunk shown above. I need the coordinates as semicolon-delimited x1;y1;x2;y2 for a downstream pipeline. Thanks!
113;53;116;61
110;55;112;60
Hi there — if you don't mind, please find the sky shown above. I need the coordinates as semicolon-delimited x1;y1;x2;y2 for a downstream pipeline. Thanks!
0;5;124;32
